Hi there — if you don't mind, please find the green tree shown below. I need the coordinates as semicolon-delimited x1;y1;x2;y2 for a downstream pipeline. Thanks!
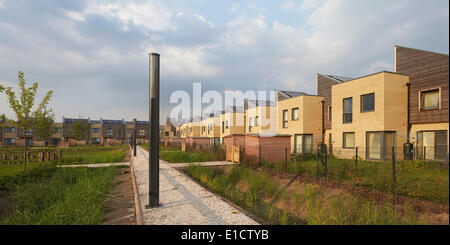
71;116;89;146
33;109;55;148
3;71;53;170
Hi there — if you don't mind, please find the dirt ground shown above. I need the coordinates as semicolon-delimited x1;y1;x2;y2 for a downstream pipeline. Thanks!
102;166;137;225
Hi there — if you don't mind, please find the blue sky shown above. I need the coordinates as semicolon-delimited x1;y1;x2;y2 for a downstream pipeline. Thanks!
0;0;448;123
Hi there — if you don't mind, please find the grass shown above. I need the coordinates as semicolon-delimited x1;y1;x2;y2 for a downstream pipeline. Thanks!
0;166;118;225
57;147;128;165
257;157;449;204
137;144;225;163
185;164;424;225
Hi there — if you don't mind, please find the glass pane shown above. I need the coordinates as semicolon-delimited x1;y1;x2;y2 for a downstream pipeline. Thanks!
343;98;352;113
423;132;435;160
367;132;381;159
283;110;288;121
421;90;439;110
362;94;375;112
383;132;395;160
292;108;299;120
344;133;355;148
295;135;303;153
304;135;313;153
435;131;447;160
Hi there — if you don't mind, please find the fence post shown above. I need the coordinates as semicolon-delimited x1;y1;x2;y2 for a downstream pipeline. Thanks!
324;145;328;179
392;146;396;198
423;146;426;160
355;147;358;170
259;146;262;167
284;147;288;173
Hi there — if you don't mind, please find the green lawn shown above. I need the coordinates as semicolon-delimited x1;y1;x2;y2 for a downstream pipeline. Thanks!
1;166;118;224
257;156;449;204
57;146;128;165
185;164;424;225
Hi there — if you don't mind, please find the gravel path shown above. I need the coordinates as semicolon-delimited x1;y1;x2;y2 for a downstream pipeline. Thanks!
132;146;259;225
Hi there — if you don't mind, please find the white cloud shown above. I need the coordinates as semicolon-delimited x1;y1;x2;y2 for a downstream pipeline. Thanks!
84;0;173;31
0;0;5;9
301;0;324;11
66;11;85;22
280;1;296;11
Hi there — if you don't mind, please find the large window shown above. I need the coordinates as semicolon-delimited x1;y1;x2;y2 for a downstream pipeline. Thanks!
139;129;145;136
4;127;16;133
92;128;100;133
282;110;288;128
4;138;15;145
106;128;113;136
292;108;299;121
343;132;355;149
366;132;396;160
294;134;313;153
361;93;375;112
343;97;353;124
420;89;440;110
417;130;447;160
52;127;61;133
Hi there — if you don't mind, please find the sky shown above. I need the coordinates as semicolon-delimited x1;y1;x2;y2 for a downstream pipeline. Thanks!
0;0;448;124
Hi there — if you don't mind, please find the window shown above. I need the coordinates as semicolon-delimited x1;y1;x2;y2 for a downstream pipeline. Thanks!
417;130;447;160
127;128;132;134
327;106;332;121
92;128;100;133
255;116;258;126
52;127;61;133
4;138;15;145
92;138;100;144
25;129;32;136
139;129;145;136
222;121;225;133
420;89;440;110
226;121;229;129
294;134;313;153
366;132;396;160
282;110;288;128
4;127;16;133
292;108;299;121
343;132;355;149
361;93;375;112
106;128;113;136
343;97;352;124
248;117;253;132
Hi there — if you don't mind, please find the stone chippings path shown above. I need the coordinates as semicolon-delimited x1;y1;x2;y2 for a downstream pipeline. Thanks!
132;146;259;225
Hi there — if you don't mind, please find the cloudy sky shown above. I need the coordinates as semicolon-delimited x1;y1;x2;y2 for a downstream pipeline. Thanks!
0;0;448;124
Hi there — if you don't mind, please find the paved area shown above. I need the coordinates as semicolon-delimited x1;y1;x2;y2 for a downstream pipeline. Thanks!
132;146;259;225
58;162;130;168
169;161;237;168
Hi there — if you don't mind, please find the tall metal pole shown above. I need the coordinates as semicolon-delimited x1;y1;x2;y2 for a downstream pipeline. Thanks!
148;53;160;208
133;118;137;157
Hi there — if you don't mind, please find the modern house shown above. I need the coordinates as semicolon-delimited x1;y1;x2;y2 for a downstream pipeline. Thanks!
395;45;449;160
245;100;277;136
220;107;246;143
276;91;324;154
330;71;410;160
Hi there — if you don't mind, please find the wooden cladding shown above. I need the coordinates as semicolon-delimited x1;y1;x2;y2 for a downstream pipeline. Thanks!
395;46;449;124
317;74;341;130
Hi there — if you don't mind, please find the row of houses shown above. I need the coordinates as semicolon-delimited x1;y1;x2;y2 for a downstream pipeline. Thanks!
163;45;449;161
0;116;169;147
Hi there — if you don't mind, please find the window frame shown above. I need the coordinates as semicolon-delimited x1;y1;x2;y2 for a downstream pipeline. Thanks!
343;97;353;124
292;107;299;121
328;106;332;121
419;88;441;111
343;132;355;149
360;93;375;113
282;109;288;128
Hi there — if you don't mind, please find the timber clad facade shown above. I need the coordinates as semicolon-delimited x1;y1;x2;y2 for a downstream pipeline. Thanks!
395;45;449;124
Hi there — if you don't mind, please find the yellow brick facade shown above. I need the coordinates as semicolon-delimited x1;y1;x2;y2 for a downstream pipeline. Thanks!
330;72;409;160
277;95;324;153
